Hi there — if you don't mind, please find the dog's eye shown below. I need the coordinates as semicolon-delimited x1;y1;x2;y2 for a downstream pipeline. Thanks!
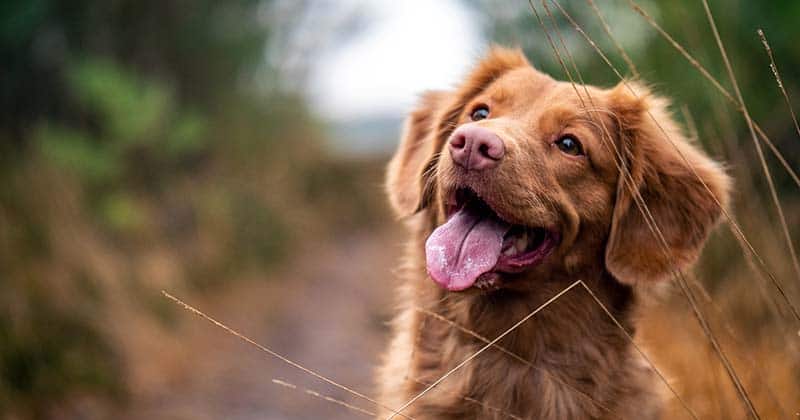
470;106;490;121
555;135;584;156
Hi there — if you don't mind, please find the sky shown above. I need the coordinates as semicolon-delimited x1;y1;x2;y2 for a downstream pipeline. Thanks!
306;0;484;122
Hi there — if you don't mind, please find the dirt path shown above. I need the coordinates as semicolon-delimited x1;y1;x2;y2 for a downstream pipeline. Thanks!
122;229;404;420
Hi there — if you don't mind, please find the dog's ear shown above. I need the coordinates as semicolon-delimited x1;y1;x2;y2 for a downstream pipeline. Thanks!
386;47;530;217
386;90;451;217
605;83;731;284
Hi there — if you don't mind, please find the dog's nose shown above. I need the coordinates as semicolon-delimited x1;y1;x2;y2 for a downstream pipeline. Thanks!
449;125;505;171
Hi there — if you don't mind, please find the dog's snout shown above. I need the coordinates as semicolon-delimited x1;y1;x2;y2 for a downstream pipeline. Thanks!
449;125;505;171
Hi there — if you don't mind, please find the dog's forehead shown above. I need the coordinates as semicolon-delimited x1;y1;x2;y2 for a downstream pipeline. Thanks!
487;68;614;113
487;67;556;103
486;70;613;129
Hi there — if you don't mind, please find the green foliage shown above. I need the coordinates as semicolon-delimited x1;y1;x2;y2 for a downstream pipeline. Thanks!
100;191;147;234
69;59;172;144
0;0;384;414
0;290;123;419
35;58;209;232
0;1;297;417
232;194;290;268
36;124;118;183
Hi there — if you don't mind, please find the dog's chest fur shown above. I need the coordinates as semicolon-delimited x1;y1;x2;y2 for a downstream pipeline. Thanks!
376;240;663;420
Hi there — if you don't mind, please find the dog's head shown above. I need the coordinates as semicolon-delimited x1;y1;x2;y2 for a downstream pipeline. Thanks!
387;47;730;292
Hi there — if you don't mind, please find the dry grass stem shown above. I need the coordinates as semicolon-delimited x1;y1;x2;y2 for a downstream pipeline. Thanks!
407;377;524;420
679;105;699;142
164;6;799;419
700;0;800;307
684;105;797;350
586;0;640;78
550;0;800;325
627;0;800;191
527;6;720;416
683;279;794;418
271;379;376;417
596;1;800;334
413;306;615;414
161;291;415;420
538;1;767;416
577;281;699;420
757;29;800;146
385;280;582;420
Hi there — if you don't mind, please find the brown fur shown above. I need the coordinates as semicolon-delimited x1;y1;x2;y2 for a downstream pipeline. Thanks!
378;47;730;419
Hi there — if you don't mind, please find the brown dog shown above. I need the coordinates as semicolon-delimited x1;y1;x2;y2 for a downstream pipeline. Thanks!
377;47;729;419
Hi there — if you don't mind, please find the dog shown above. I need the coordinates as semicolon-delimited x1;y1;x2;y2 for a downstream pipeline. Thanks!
376;47;729;419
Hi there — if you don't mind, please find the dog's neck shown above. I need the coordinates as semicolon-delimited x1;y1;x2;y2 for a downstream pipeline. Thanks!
418;264;635;361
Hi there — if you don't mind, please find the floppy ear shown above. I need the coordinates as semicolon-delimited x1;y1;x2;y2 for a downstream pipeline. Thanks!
605;83;731;284
386;46;530;217
386;90;451;217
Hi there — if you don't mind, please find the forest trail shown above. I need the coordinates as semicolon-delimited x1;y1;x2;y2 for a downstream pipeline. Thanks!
122;229;402;420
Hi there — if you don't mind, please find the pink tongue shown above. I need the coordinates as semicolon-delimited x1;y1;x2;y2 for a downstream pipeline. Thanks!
425;205;511;291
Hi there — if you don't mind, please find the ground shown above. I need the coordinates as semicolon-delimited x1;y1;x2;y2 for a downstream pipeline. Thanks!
120;230;400;420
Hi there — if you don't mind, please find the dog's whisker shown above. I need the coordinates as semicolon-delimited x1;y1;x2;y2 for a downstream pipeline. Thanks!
421;154;442;179
443;121;459;129
161;291;416;420
385;280;583;420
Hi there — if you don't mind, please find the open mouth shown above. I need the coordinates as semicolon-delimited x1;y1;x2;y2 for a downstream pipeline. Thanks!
425;188;559;291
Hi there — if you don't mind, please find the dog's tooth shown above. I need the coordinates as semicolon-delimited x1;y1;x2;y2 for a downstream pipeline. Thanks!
515;231;528;252
503;246;516;256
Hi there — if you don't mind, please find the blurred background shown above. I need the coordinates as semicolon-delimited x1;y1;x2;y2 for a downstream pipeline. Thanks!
1;0;798;419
